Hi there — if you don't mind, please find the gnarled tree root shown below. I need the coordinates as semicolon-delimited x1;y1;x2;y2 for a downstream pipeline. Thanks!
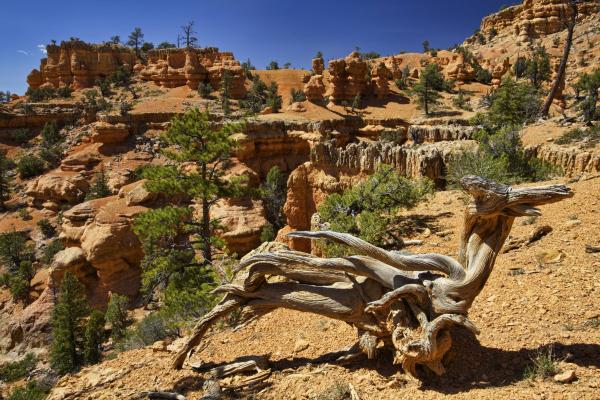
172;176;573;379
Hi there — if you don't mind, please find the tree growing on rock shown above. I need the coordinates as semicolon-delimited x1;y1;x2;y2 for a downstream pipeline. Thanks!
134;109;245;325
127;27;144;58
265;82;282;112
85;167;111;200
50;272;90;375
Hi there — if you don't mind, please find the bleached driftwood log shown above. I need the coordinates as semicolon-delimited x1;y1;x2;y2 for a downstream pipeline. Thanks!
173;176;573;378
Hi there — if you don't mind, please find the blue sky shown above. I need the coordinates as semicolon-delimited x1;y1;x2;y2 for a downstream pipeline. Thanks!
0;0;518;94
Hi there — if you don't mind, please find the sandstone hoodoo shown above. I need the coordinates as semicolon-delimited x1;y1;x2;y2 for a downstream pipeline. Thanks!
139;47;247;97
1;1;599;399
27;40;136;90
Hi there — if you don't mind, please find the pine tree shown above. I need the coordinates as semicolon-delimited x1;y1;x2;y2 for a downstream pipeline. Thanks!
573;69;600;123
127;27;144;58
422;40;430;53
83;310;105;364
105;294;128;341
409;63;446;116
50;272;90;375
134;109;244;324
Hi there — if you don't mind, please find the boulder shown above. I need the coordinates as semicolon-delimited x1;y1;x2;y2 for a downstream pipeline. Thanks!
91;122;130;144
303;74;326;102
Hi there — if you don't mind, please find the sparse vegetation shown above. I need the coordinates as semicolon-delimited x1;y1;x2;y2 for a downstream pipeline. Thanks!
0;151;12;209
290;88;306;103
198;82;213;98
37;218;56;238
526;45;551;88
84;310;106;364
265;82;282;112
556;125;600;148
452;89;472;111
40;239;64;265
266;61;280;70
572;68;600;123
0;353;37;382
6;380;50;400
523;346;560;380
315;382;352;400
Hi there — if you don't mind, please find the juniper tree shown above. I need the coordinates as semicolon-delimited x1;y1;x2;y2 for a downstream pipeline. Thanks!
50;272;90;375
134;109;244;323
422;40;430;53
83;310;105;364
266;61;279;70
513;56;528;79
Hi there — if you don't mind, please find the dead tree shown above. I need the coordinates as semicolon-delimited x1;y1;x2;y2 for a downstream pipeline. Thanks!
541;0;581;117
173;176;573;378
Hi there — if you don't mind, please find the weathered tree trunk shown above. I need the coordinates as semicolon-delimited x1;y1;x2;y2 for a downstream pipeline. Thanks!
541;0;578;117
173;176;573;379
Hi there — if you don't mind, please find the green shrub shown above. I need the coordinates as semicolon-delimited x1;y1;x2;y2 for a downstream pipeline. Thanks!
17;155;46;179
106;294;129;341
39;146;63;168
7;380;50;400
475;68;492;84
266;82;282;112
318;165;433;256
109;66;132;87
447;151;510;187
0;231;34;272
8;274;30;301
0;353;37;382
198;82;213;98
85;168;111;200
556;125;600;148
8;129;31;145
26;87;57;102
37;218;56;238
260;223;275;243
452;90;472;111
41;239;64;265
40;121;62;147
57;86;73;98
260;166;287;230
119;313;175;350
523;346;560;380
290;88;306;103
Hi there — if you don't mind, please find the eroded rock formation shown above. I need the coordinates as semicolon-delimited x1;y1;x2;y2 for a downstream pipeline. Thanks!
27;41;136;90
139;48;246;98
528;143;600;176
479;0;598;40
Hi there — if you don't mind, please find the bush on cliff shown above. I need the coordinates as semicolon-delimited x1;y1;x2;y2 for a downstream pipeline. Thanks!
318;165;434;257
16;154;46;179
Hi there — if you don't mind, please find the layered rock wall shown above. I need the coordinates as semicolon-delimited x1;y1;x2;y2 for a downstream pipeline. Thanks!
139;48;246;98
27;41;136;90
528;143;600;176
479;0;598;39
